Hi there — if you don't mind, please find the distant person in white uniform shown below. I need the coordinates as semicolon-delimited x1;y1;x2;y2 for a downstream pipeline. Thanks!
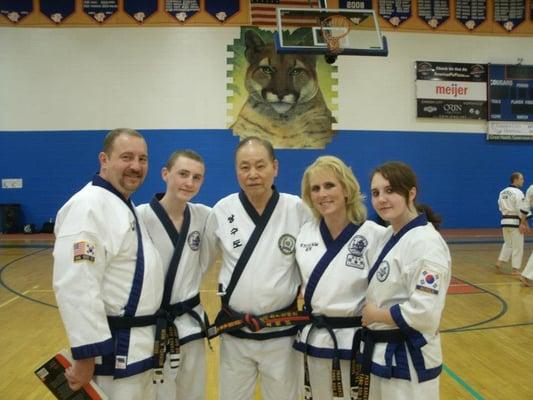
360;161;451;400
53;128;163;399
294;156;385;399
495;172;528;275
202;136;312;400
136;150;210;400
520;184;533;286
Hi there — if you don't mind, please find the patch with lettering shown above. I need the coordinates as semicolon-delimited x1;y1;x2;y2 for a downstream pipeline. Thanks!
376;261;390;282
278;234;296;255
416;270;440;295
187;231;201;251
73;241;96;262
348;235;368;257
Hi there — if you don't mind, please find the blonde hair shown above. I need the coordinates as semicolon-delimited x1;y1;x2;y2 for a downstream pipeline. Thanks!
301;156;366;224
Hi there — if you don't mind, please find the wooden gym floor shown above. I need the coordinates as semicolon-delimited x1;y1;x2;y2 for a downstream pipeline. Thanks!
0;230;532;399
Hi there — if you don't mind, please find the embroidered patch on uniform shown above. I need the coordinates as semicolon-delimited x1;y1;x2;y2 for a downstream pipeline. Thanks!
416;270;440;294
187;231;201;251
376;261;390;282
346;254;365;269
278;234;296;255
348;235;368;257
73;241;96;262
115;355;127;370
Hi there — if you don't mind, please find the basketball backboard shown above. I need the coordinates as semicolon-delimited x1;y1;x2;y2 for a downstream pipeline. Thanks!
275;8;388;57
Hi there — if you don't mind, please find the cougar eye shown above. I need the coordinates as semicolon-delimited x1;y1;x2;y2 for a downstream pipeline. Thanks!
290;68;304;76
260;66;275;75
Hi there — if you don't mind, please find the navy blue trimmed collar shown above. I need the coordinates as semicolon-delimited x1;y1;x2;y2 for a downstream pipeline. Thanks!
92;174;132;208
239;186;279;224
149;193;189;245
319;219;359;248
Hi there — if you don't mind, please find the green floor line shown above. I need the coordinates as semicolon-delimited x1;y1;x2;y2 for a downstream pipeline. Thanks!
443;364;484;400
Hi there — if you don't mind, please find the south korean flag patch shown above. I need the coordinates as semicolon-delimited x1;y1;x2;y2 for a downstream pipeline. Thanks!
73;241;96;263
416;270;440;295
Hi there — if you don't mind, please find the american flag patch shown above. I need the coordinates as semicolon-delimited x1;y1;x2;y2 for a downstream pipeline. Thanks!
415;270;440;295
73;241;96;262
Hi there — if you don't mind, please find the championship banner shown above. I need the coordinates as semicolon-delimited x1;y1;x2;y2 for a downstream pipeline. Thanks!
493;0;525;31
0;0;32;23
124;0;157;23
40;0;75;24
418;0;449;29
456;0;487;31
165;0;200;23
83;0;118;24
378;0;412;27
416;61;487;119
205;0;240;23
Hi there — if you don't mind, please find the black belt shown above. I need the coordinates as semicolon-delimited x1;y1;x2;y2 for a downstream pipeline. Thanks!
207;298;308;339
107;294;207;383
355;328;407;400
302;315;362;400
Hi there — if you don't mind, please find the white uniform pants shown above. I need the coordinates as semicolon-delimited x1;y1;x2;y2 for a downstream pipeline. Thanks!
521;251;533;280
307;356;352;400
95;369;156;400
219;334;302;400
157;339;206;400
369;354;439;400
498;227;524;269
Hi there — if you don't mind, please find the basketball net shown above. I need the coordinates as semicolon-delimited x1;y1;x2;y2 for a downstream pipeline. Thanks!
320;15;352;55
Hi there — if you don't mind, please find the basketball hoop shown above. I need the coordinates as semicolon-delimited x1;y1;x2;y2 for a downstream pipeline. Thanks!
320;14;352;55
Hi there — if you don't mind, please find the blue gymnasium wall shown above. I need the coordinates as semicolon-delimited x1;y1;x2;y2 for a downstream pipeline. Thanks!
1;129;532;230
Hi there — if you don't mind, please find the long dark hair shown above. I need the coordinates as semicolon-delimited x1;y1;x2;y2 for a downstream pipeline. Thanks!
372;161;443;230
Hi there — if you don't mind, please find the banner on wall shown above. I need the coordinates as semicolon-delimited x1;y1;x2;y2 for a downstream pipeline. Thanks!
418;0;449;29
456;0;487;31
487;64;533;140
416;61;487;119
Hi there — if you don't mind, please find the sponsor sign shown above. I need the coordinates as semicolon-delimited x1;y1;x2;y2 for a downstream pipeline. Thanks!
416;61;487;119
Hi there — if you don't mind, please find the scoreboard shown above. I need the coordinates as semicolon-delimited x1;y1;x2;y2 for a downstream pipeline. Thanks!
488;64;533;121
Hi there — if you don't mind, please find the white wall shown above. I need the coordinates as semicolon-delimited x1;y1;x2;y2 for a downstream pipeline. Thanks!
1;27;533;132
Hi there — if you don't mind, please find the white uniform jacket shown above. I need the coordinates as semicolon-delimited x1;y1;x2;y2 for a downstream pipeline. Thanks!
498;185;528;227
526;185;533;219
365;214;451;382
202;189;312;339
53;175;164;378
294;219;385;359
137;195;211;344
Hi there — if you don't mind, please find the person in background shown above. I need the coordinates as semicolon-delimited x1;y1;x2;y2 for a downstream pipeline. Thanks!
359;161;451;400
136;150;210;400
294;156;385;399
495;172;528;275
53;128;163;399
520;183;533;286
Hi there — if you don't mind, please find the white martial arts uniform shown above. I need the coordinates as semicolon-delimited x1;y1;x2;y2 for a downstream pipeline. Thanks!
363;214;451;400
520;185;533;281
137;195;210;400
202;189;312;400
294;219;386;400
497;185;528;270
53;175;164;400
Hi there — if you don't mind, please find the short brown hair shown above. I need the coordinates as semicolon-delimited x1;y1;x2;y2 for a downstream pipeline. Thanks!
102;128;144;155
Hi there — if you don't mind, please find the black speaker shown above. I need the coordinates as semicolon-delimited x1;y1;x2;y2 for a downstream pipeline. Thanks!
0;204;22;233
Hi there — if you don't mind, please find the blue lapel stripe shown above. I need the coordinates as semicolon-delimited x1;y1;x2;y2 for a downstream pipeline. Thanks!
304;220;359;313
367;214;428;283
149;193;179;245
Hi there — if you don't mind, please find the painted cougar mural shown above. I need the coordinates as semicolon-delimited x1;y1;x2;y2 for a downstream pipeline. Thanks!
231;30;335;148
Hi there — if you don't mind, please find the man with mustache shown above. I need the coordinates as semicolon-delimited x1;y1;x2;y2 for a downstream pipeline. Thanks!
53;128;164;399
